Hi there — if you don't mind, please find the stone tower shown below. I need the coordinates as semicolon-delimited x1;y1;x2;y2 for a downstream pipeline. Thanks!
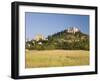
34;34;45;41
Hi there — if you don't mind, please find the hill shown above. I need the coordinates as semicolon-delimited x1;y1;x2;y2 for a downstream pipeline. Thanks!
26;27;89;50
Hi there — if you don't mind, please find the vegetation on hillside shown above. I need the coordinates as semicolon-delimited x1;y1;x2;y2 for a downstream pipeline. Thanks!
26;29;89;50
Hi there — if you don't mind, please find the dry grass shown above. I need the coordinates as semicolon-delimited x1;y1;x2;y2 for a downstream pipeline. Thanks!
25;50;89;68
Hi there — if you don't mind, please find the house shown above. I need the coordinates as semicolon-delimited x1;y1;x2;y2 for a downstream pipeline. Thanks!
38;42;42;45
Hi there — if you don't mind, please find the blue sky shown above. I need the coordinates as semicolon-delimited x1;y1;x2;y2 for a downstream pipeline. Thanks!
25;12;89;40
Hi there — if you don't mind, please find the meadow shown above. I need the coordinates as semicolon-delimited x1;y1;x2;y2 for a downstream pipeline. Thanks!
25;50;89;68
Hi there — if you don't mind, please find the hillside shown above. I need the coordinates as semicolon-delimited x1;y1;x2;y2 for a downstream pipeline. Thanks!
26;27;89;50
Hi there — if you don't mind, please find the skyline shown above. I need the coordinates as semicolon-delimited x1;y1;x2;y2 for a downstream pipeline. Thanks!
25;12;89;41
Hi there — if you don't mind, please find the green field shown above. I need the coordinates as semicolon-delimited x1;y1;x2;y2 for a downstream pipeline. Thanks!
25;50;89;68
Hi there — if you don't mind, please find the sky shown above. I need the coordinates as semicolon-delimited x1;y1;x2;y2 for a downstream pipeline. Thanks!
25;12;89;41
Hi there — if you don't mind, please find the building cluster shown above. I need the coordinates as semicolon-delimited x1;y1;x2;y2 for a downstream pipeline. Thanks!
67;27;80;34
34;34;45;41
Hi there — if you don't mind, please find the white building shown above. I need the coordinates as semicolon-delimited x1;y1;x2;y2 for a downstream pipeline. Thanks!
67;27;80;34
38;42;42;45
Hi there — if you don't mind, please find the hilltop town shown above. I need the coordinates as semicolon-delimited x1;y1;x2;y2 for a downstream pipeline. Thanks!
26;27;89;50
33;27;80;41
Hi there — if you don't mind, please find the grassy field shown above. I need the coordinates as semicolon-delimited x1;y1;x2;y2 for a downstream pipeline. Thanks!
25;50;89;68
